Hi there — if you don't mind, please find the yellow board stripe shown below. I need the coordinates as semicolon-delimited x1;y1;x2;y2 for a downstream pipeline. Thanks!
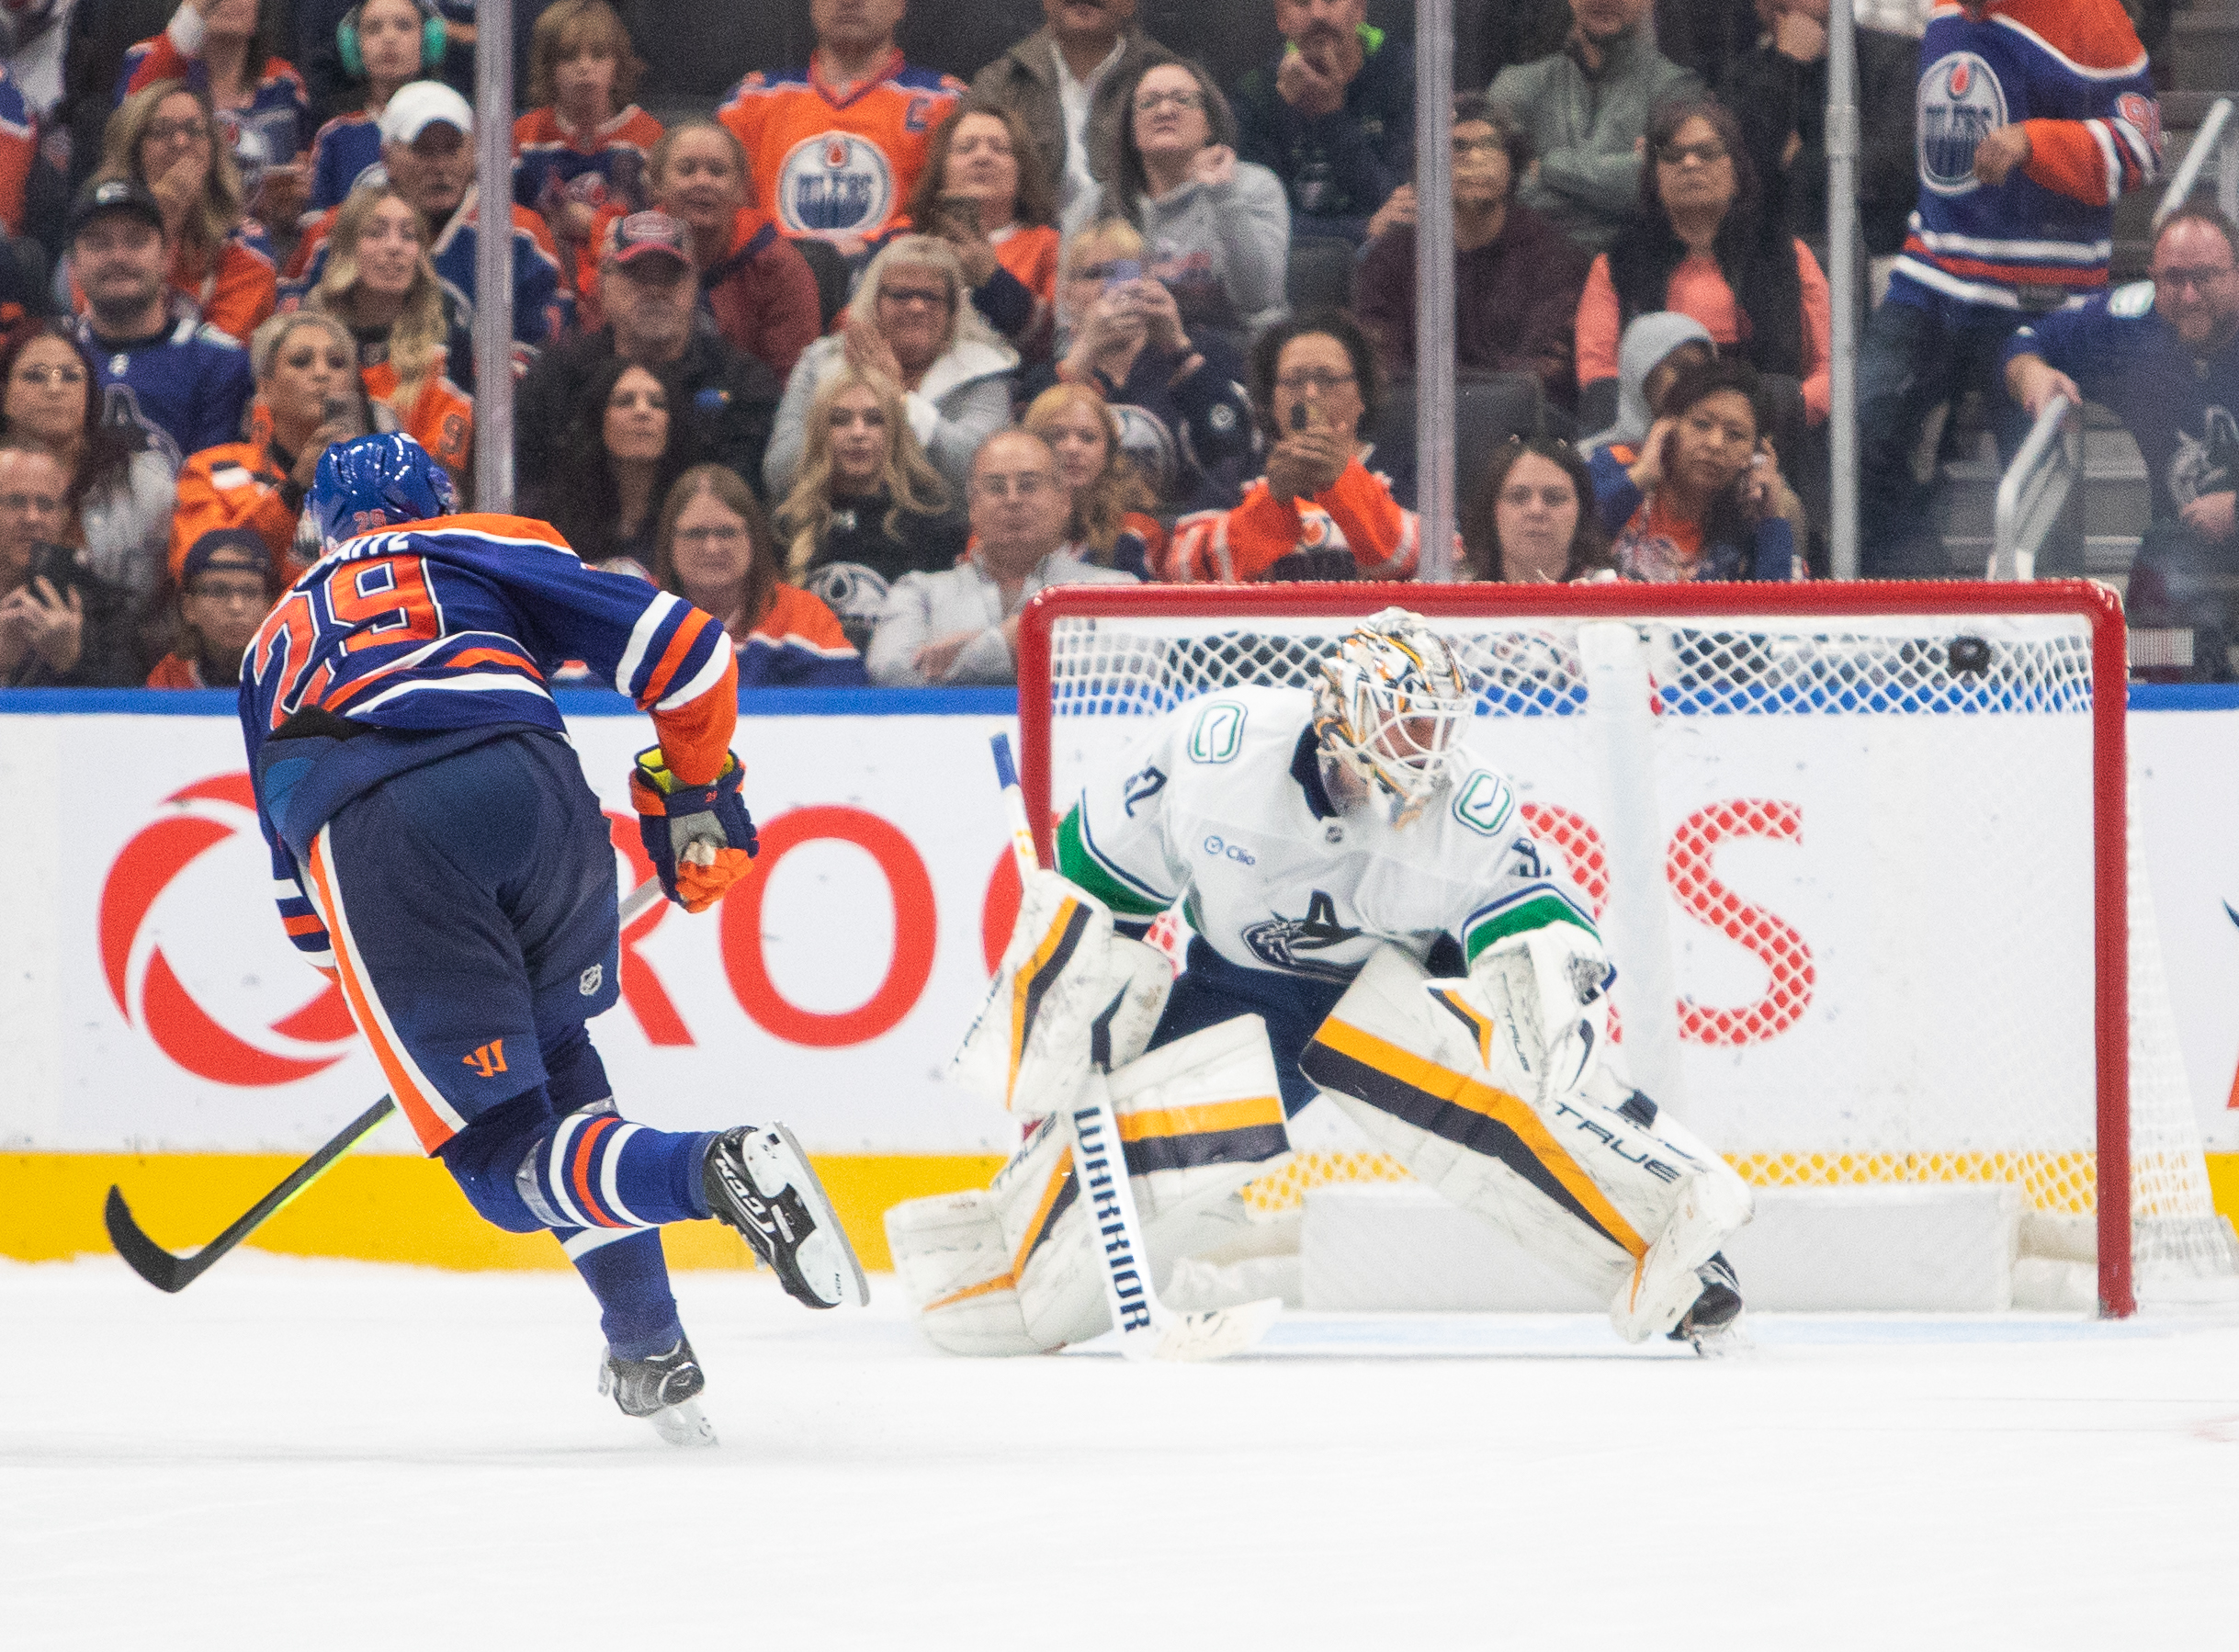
1317;1017;1648;1258
1117;1095;1285;1143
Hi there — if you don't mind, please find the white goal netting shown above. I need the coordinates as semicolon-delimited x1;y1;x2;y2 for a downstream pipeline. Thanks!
1030;596;2239;1285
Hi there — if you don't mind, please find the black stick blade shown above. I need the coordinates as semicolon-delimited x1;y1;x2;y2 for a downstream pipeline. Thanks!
103;1185;199;1294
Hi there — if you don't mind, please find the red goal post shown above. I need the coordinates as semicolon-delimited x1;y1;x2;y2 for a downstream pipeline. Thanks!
1016;580;2161;1315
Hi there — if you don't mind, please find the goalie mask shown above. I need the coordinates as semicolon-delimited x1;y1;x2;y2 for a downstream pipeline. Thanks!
1314;607;1472;823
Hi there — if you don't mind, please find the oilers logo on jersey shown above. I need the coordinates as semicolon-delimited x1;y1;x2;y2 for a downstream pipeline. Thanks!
778;131;893;237
1918;53;2007;197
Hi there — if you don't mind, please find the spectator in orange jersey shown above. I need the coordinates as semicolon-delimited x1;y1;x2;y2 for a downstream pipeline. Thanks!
718;0;963;253
169;310;373;581
907;102;1060;359
303;181;471;481
117;0;310;236
144;525;280;686
94;79;277;343
580;121;821;383
1164;309;1419;582
512;0;661;300
653;463;865;688
1021;380;1160;577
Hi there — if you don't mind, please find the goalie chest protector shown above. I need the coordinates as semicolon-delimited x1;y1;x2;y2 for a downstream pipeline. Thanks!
1061;686;1594;987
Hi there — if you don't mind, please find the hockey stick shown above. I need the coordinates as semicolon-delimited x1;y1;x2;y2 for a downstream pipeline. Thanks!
104;877;669;1293
989;733;1280;1362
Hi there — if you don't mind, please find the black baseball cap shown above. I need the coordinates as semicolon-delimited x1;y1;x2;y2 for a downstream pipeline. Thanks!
70;176;165;242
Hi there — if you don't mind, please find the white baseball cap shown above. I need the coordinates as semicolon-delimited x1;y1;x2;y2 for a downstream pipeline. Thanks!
379;81;473;146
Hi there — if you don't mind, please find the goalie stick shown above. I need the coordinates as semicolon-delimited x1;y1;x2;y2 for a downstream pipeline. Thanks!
987;732;1281;1363
105;877;669;1293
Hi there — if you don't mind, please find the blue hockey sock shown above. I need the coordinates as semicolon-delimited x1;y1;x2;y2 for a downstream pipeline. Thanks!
557;1228;685;1359
519;1110;718;1230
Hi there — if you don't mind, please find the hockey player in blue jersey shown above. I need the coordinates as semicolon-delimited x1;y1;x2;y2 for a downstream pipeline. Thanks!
239;433;867;1446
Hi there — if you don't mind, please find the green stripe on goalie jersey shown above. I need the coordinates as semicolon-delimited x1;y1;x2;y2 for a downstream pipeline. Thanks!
1461;895;1599;964
1056;808;1171;918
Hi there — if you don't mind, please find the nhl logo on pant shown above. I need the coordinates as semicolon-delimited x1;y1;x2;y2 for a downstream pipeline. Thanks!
580;964;604;996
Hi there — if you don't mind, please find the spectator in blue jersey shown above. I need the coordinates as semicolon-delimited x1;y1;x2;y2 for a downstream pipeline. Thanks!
1228;0;1411;246
866;427;1135;686
237;434;865;1443
0;317;176;602
1854;0;2157;577
117;0;310;236
652;463;865;688
511;0;661;303
290;80;568;379
515;209;778;507
67;176;254;469
2006;209;2239;679
765;233;1020;500
775;365;970;654
0;443;134;685
300;0;447;227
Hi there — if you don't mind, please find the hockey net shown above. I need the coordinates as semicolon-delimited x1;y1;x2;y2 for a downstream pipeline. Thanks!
1016;582;2239;1316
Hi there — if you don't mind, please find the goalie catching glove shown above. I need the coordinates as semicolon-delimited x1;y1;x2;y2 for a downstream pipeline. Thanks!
630;745;759;912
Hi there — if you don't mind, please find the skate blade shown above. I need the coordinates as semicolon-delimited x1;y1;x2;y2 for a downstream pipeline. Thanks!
647;1397;718;1448
1686;1311;1752;1360
752;1122;871;1309
1138;1296;1283;1363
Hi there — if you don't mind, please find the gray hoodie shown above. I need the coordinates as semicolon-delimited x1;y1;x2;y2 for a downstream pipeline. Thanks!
1489;23;1705;252
1581;311;1714;458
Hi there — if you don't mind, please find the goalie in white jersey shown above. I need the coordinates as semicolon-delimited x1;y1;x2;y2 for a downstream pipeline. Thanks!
889;607;1752;1353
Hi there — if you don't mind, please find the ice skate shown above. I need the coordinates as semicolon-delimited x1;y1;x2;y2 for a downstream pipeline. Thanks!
599;1337;718;1447
1669;1253;1748;1357
703;1124;871;1309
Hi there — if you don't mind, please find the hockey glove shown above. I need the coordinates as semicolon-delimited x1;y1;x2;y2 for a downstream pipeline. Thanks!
630;746;759;913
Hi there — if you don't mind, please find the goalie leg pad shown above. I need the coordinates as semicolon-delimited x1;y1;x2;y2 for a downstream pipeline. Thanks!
883;1190;1042;1357
1302;945;1750;1330
983;1016;1296;1350
949;869;1172;1113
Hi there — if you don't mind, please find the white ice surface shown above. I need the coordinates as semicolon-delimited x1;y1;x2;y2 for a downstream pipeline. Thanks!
6;1256;2239;1650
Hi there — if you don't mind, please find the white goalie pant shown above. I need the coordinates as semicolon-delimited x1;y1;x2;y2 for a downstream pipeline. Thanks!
1299;941;1752;1341
888;1014;1295;1354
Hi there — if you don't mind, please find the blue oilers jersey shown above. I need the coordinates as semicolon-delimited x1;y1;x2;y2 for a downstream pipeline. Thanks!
74;309;254;469
1894;0;2157;311
241;514;740;972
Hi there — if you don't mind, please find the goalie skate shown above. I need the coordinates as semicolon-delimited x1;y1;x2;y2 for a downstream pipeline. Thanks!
703;1125;871;1310
1668;1253;1748;1357
599;1337;718;1448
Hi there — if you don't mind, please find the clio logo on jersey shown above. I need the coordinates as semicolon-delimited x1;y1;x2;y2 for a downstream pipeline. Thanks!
98;773;357;1089
776;130;894;236
1202;834;1254;866
1918;51;2007;196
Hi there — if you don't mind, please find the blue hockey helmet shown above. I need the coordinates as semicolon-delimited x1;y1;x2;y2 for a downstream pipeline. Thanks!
309;433;458;549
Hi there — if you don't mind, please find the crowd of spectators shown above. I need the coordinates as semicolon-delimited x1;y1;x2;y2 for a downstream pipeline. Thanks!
0;0;2229;690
